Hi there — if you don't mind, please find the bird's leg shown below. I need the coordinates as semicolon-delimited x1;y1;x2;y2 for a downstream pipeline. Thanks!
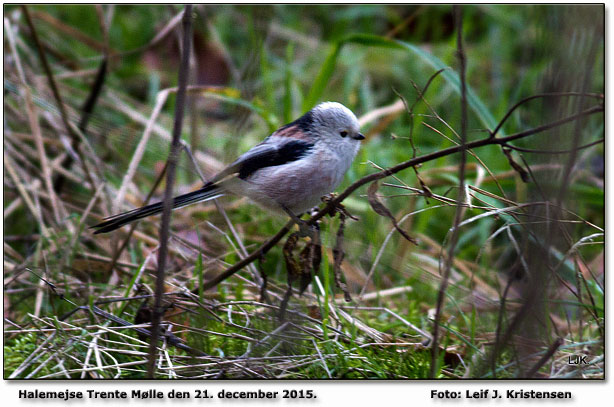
279;204;314;238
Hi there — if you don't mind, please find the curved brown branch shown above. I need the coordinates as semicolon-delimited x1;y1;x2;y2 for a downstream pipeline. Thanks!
198;220;294;292
489;92;603;139
309;104;603;225
195;103;603;293
503;138;604;154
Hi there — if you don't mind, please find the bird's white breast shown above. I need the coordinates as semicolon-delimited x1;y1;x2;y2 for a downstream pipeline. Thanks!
224;143;358;214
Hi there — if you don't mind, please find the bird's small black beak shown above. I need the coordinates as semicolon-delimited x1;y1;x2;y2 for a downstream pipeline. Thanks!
353;133;365;140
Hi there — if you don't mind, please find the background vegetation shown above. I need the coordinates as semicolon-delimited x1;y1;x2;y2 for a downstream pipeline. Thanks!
4;4;604;379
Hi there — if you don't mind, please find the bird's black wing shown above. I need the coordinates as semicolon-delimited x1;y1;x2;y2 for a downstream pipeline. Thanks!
211;138;315;182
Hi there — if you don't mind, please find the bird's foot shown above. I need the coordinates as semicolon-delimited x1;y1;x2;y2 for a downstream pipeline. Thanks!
279;204;315;238
297;219;317;238
320;193;359;220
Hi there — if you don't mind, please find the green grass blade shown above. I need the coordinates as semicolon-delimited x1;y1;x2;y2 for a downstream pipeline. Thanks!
303;33;502;135
303;43;342;111
284;43;295;123
205;93;280;133
260;43;276;111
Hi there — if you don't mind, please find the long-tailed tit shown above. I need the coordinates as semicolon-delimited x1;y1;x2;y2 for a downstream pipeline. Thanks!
92;102;364;234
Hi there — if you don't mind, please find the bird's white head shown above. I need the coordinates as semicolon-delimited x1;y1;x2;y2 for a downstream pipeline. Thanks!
309;102;364;159
311;102;363;140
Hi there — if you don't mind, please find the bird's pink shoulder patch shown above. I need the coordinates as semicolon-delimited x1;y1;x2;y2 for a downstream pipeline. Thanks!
272;124;310;140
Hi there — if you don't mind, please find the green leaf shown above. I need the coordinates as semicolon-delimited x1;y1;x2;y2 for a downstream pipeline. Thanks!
303;34;403;111
284;43;295;123
340;33;406;49
303;44;342;111
260;43;276;111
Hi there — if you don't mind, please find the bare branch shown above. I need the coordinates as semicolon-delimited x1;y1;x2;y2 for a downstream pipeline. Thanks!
147;4;193;378
193;103;602;294
430;5;468;378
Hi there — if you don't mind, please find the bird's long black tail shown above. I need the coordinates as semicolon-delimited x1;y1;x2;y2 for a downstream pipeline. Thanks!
91;183;223;234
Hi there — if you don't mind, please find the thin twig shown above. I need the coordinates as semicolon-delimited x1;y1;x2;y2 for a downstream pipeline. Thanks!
22;5;73;135
147;4;193;378
113;88;173;212
22;6;93;194
192;103;603;293
489;92;602;139
525;337;563;378
503;138;603;155
54;58;107;192
197;220;295;292
106;162;168;275
430;5;467;378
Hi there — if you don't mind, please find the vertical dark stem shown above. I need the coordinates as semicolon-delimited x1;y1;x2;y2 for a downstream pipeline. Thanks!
21;6;73;141
525;337;563;378
54;58;108;192
491;273;515;377
430;5;468;378
146;5;193;378
555;33;599;208
21;5;96;193
106;161;168;275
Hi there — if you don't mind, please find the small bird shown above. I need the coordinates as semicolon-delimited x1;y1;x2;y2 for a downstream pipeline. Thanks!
91;102;364;234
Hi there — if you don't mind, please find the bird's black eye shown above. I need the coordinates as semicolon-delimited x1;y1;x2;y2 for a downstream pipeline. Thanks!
339;131;348;138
